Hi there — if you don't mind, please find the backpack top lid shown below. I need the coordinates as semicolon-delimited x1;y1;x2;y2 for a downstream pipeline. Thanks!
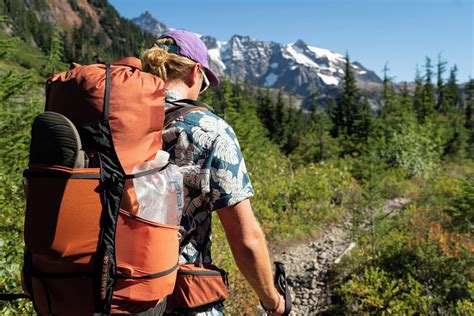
46;57;166;173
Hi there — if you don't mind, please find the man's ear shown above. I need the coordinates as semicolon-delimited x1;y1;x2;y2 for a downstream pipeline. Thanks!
189;63;201;87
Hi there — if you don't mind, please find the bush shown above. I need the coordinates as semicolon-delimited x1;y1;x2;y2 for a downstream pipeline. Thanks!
379;121;442;177
336;204;474;315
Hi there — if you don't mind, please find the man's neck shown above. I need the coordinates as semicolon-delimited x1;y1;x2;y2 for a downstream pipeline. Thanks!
165;82;191;100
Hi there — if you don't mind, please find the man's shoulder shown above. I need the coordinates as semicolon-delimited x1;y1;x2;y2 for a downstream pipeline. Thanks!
172;108;233;136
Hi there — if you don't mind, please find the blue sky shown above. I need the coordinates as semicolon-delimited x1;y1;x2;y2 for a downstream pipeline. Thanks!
109;0;473;83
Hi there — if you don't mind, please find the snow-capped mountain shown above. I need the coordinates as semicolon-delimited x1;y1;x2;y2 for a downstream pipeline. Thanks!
132;12;382;100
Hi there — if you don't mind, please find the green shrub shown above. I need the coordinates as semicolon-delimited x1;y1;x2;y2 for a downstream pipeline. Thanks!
336;205;473;315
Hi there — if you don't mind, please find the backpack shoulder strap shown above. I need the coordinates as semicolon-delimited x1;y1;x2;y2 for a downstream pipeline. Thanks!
164;99;214;128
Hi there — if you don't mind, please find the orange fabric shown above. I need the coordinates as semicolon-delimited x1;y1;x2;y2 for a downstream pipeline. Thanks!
31;276;95;316
23;166;101;315
114;211;179;303
25;57;178;314
24;166;102;259
47;57;166;174
166;264;228;310
23;166;179;314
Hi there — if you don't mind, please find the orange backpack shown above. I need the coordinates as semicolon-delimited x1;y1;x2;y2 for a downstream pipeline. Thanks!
21;57;185;315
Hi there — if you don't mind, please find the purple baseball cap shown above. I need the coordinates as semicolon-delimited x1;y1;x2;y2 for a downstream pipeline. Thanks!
158;29;220;86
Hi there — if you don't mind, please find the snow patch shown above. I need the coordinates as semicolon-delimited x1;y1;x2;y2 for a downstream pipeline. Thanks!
270;62;279;69
208;48;226;70
318;73;339;86
217;40;227;49
307;45;345;63
358;70;367;75
284;43;319;68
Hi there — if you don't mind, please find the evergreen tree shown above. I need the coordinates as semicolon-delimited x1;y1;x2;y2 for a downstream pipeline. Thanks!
352;94;373;147
47;23;64;73
465;79;474;158
381;64;403;126
445;65;460;109
327;96;338;136
400;82;414;114
436;54;449;113
273;90;286;141
442;112;468;161
281;105;302;155
292;100;338;164
219;78;237;122
256;88;274;136
466;79;474;131
422;57;436;120
413;66;425;123
331;53;359;139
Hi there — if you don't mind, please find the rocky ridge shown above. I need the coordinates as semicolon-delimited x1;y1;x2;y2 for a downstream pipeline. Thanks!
131;11;382;105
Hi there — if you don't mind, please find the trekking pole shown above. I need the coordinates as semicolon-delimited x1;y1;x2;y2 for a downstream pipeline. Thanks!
274;261;292;316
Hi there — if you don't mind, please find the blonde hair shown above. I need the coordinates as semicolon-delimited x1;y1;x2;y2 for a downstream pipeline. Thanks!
141;38;197;82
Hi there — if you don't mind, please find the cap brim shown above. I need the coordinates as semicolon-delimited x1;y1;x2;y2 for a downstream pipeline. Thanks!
204;68;220;86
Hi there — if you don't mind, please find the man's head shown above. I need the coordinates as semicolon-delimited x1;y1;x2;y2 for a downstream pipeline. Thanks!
141;29;219;98
158;30;219;87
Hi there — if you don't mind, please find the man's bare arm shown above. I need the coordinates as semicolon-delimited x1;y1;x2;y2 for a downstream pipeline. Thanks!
217;199;285;314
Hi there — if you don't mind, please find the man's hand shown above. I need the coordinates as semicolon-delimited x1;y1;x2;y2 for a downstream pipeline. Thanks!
261;291;285;315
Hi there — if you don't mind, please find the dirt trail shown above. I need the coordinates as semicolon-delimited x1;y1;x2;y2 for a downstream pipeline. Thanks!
268;197;410;315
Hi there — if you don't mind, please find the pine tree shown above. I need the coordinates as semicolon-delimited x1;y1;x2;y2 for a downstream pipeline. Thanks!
466;79;474;131
327;96;338;136
436;54;449;113
413;66;425;123
281;105;302;155
445;65;460;109
400;82;414;114
422;57;436;120
256;88;274;136
47;23;64;73
273;90;286;141
352;94;373;147
223;79;237;120
443;113;468;161
381;63;403;126
465;79;474;157
292;100;337;164
331;53;359;139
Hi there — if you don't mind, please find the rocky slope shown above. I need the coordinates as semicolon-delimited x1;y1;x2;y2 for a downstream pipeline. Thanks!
268;197;410;314
2;0;155;63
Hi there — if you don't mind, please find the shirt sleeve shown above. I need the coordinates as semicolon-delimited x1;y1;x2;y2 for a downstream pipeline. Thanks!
204;121;254;212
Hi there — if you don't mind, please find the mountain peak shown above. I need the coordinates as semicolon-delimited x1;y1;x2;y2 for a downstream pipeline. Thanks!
131;13;382;100
131;11;168;36
141;11;153;19
294;39;308;49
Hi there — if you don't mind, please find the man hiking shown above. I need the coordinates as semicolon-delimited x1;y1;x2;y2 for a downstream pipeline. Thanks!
141;29;288;315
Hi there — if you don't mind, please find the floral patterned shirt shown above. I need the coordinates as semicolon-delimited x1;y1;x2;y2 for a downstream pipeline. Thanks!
163;90;254;265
